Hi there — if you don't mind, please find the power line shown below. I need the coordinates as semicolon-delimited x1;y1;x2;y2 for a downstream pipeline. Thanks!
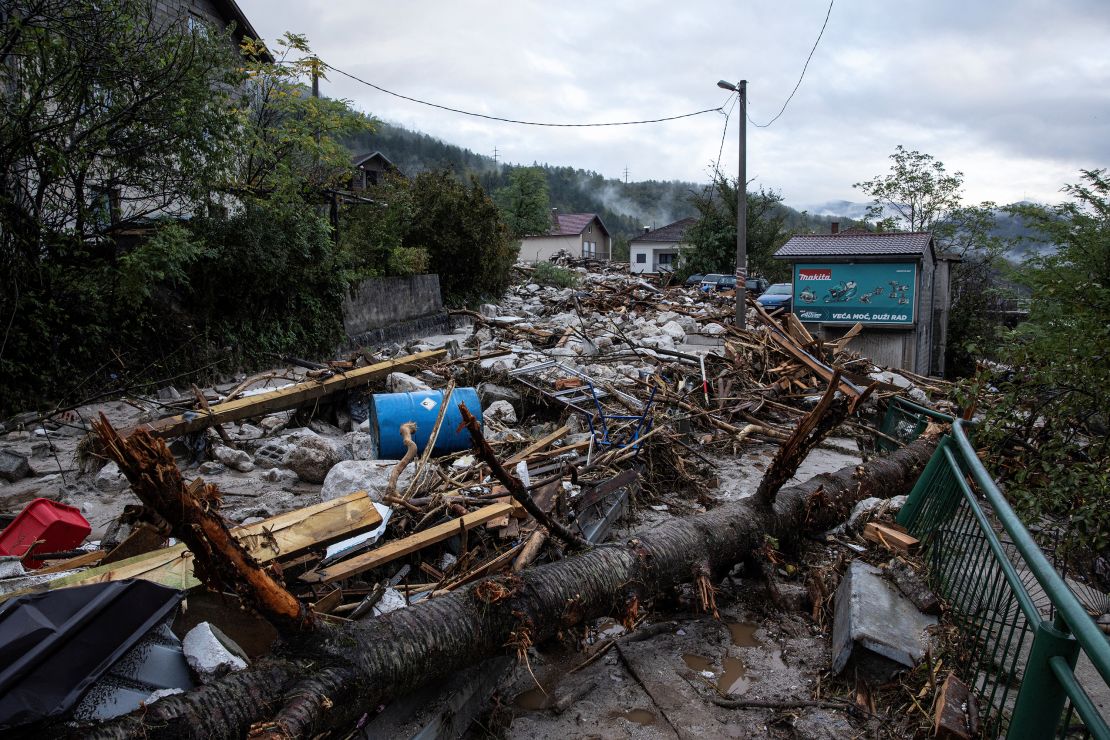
711;93;738;181
322;61;726;128
747;0;834;128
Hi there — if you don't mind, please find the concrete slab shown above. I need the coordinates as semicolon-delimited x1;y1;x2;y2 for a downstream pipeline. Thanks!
833;560;938;681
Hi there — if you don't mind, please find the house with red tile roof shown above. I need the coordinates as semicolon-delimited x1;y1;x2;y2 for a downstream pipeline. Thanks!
518;209;612;264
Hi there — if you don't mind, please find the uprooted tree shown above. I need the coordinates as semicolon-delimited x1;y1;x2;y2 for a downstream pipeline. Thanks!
84;412;942;739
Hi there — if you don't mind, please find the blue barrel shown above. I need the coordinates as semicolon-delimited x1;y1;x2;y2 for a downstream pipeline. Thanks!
369;388;483;459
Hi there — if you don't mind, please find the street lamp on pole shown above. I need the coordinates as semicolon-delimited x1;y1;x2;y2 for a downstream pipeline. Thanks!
717;79;747;327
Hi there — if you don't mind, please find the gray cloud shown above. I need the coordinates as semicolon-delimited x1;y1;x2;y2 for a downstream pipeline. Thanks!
238;0;1110;208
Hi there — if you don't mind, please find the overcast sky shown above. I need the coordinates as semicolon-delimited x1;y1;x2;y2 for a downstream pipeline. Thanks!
238;0;1110;211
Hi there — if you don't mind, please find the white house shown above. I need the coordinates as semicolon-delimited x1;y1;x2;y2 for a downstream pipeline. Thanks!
628;217;695;274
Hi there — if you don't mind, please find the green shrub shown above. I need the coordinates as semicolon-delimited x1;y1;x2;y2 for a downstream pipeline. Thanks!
532;262;579;288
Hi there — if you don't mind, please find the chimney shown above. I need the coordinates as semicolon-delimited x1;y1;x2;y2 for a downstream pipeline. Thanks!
831;221;839;235
643;226;650;234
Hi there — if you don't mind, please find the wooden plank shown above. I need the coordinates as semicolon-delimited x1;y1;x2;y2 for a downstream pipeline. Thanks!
134;350;446;438
505;425;570;466
35;549;106;575
2;491;383;600
862;522;919;555
302;502;516;585
101;525;166;565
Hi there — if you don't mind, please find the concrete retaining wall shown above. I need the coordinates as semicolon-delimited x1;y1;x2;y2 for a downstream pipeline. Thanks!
341;275;451;348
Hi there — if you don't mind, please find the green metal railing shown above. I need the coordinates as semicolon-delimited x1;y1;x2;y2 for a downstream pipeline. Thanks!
894;405;1110;739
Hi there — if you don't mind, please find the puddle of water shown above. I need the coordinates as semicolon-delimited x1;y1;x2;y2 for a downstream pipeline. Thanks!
610;708;657;726
719;656;753;695
683;653;757;696
513;685;551;710
682;653;713;673
727;622;761;647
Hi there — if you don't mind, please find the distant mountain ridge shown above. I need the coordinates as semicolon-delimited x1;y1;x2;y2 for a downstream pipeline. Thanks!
345;121;861;240
346;121;1051;259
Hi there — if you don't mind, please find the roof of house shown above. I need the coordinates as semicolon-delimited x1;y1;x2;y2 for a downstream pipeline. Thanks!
630;217;696;244
351;151;399;170
213;0;271;59
774;231;935;259
541;212;608;238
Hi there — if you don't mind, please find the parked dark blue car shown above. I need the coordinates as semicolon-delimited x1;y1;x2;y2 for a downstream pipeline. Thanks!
756;282;793;313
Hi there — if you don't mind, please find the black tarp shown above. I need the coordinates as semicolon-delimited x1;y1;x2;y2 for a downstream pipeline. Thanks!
0;579;183;729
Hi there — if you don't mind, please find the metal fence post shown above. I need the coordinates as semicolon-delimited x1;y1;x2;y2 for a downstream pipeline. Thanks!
1007;619;1081;739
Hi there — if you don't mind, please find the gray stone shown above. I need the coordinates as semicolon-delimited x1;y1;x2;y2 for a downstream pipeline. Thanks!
284;436;352;484
832;560;938;681
344;431;374;460
479;303;499;318
198;461;227;476
483;400;517;425
659;320;687;342
157;386;182;402
94;461;130;493
30;441;52;459
320;459;412;501
477;383;521;409
701;322;727;336
235;423;264;440
0;556;26;579
307;419;344;437
0;449;31;482
386;371;431;393
213;445;254;473
259;467;297;484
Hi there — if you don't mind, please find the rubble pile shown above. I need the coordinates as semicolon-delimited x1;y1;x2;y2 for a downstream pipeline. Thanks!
0;267;959;735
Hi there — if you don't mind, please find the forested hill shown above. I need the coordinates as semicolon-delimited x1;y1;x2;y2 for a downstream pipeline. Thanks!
344;120;852;240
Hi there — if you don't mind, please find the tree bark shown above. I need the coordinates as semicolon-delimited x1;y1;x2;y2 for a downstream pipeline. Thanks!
82;427;942;740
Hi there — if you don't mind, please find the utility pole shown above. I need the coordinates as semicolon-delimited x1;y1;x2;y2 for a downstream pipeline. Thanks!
493;146;499;167
717;79;747;326
623;166;629;184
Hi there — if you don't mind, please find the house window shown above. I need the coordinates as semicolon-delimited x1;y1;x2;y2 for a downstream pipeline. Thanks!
90;186;121;228
635;253;646;263
187;13;210;37
658;253;674;264
588;224;593;233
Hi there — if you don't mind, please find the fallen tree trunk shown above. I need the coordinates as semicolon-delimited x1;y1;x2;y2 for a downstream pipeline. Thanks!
84;427;943;740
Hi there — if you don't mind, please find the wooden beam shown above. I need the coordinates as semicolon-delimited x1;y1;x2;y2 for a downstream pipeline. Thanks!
301;502;516;585
133;350;446;438
862;522;919;555
1;491;383;600
504;424;570;466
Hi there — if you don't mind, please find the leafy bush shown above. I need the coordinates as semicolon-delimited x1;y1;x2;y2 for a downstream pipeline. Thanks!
970;169;1110;569
532;262;579;288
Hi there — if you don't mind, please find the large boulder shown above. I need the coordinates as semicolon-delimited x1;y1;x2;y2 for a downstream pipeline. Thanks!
283;436;352;484
386;372;431;393
659;320;687;343
483;400;518;425
320;459;414;501
213;445;254;473
0;449;31;482
94;461;130;493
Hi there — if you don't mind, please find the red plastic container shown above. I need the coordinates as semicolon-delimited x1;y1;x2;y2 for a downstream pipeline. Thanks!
0;498;91;568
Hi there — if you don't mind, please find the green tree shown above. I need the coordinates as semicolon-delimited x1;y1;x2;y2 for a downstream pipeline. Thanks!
854;147;1010;376
404;171;517;305
680;176;791;281
0;0;243;411
236;33;372;200
0;0;240;261
494;167;551;238
973;169;1110;567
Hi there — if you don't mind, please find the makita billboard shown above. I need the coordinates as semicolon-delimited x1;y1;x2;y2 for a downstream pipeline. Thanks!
792;262;917;325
